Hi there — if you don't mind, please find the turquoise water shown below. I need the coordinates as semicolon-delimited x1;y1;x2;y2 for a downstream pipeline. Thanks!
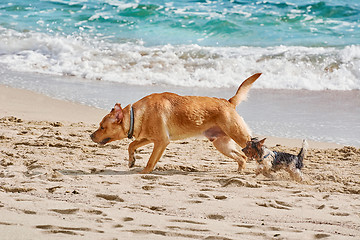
0;0;359;89
1;0;359;47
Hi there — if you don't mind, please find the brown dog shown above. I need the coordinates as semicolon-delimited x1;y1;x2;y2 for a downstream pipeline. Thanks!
91;73;261;174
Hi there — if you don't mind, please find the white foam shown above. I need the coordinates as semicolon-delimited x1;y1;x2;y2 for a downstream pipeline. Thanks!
0;27;359;90
104;0;138;10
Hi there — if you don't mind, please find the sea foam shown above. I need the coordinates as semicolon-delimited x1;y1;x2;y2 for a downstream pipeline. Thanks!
0;28;359;91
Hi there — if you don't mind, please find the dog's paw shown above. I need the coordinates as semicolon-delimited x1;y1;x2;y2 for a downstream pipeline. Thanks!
237;165;246;172
128;156;136;168
128;160;135;168
139;168;152;174
236;168;244;173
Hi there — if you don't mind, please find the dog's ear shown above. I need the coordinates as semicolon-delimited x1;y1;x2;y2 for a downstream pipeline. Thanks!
258;138;266;146
113;103;124;123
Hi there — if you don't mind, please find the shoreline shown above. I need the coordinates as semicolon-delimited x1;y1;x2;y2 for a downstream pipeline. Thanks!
1;62;359;146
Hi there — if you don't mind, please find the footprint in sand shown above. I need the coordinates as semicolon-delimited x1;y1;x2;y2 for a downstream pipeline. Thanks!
196;193;211;199
46;185;62;193
169;219;206;225
125;229;201;239
0;221;17;226
36;225;103;235
166;225;210;233
85;209;103;215
141;175;160;191
234;224;255;229
214;195;227;200
142;185;155;191
159;181;182;187
0;186;34;193
314;233;331;239
207;214;225;220
22;209;37;215
50;208;79;214
317;204;326;210
256;200;292;210
96;193;124;202
123;217;134;222
149;206;166;212
330;212;350;216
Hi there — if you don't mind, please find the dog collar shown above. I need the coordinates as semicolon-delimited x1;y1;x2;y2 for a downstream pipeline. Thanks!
128;106;134;139
259;149;276;163
264;151;278;166
271;151;278;165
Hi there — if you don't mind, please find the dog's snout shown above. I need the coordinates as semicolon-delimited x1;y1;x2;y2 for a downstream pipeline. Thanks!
90;133;95;141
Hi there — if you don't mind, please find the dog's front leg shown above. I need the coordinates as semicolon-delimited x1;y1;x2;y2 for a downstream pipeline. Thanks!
128;139;151;168
140;141;169;174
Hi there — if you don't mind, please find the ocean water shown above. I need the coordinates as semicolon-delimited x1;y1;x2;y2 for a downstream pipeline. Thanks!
0;0;359;146
0;0;359;89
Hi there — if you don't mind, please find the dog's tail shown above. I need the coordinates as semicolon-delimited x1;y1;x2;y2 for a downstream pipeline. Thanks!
297;139;308;168
228;73;262;106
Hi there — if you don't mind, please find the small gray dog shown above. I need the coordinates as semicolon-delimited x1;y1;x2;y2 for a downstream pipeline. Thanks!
242;138;308;181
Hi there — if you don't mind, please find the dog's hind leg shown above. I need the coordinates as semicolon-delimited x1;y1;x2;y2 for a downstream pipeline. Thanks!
205;128;248;171
128;139;152;168
212;136;248;171
293;170;304;182
140;141;169;174
212;113;251;170
216;111;252;147
287;167;303;182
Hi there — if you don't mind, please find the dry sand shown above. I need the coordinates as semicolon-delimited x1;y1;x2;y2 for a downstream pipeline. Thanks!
0;85;359;239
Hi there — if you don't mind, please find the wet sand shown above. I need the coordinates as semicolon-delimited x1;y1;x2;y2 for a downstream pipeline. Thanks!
1;65;359;146
0;85;359;239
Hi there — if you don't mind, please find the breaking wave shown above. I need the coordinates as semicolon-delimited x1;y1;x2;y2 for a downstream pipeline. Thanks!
0;28;359;90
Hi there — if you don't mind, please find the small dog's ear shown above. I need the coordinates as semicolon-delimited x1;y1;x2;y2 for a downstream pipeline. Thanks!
113;103;123;123
259;138;266;146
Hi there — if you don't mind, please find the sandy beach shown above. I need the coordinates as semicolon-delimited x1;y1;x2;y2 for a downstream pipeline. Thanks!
0;84;359;239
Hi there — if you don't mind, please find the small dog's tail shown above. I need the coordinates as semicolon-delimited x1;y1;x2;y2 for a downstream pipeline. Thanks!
297;139;308;167
228;73;262;106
